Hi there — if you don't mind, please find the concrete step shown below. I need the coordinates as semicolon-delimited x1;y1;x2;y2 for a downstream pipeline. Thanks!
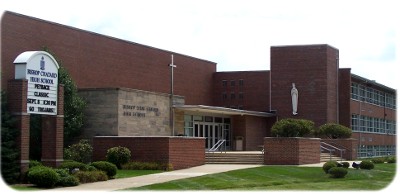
205;152;264;164
320;152;343;162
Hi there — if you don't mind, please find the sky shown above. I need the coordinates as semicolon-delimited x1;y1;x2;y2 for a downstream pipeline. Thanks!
1;0;398;88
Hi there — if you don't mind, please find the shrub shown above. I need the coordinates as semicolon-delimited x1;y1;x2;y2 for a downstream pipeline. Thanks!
73;170;108;183
64;139;93;164
90;161;117;178
328;167;348;178
340;162;350;168
371;158;385;164
27;166;60;188
59;161;88;172
122;161;173;171
322;161;338;174
317;123;352;139
106;146;131;169
360;161;375;170
57;175;79;186
271;118;314;137
387;156;396;163
29;160;43;168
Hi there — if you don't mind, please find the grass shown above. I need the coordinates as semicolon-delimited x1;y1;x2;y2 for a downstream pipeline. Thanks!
9;169;163;190
114;169;163;179
126;163;395;190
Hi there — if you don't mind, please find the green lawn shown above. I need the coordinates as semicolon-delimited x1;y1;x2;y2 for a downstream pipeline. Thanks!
127;163;395;190
114;169;163;179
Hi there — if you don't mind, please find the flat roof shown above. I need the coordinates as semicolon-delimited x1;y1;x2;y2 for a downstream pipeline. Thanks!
174;105;275;117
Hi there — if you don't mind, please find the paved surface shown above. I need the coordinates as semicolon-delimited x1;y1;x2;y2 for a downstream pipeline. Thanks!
49;164;263;191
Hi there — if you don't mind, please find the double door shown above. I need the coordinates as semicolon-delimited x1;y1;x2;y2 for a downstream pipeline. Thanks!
194;123;225;150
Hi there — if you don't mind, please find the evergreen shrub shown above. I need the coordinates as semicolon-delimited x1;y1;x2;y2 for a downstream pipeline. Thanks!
322;161;338;174
73;170;108;183
317;123;352;139
106;146;131;169
59;161;88;172
371;157;385;164
90;161;117;178
27;166;60;188
328;167;348;178
360;161;375;170
271;118;314;137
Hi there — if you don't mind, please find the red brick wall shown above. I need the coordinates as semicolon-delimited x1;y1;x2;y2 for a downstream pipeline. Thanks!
338;69;351;127
213;71;270;112
92;136;205;170
264;137;320;165
1;11;216;105
352;133;396;146
271;44;339;127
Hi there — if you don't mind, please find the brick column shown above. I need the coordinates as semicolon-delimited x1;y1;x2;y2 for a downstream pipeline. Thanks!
41;85;64;167
7;80;30;175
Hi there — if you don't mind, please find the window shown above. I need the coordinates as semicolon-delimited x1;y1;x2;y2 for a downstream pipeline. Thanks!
222;92;227;100
230;92;235;99
239;92;244;99
231;80;235;86
239;79;244;86
222;80;227;87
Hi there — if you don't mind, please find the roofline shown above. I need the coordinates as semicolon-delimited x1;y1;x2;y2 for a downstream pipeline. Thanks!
351;73;396;93
3;11;217;65
174;105;276;117
271;44;339;51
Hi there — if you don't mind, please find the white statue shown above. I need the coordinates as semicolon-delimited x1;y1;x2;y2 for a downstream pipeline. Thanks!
291;83;298;115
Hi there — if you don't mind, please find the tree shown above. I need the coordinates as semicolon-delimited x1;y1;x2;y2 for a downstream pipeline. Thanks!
43;47;86;146
1;91;20;184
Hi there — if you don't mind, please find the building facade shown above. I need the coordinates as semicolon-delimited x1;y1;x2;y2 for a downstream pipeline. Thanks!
1;11;396;158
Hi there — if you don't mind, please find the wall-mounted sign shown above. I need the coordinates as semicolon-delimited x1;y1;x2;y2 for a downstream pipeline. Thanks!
14;51;59;115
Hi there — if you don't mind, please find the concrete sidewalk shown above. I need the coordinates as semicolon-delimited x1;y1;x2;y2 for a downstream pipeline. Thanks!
49;164;262;191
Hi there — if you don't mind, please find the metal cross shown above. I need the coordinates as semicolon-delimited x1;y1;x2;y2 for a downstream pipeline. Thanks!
169;54;177;136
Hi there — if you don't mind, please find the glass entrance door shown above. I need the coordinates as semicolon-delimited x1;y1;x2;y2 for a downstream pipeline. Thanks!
194;123;224;150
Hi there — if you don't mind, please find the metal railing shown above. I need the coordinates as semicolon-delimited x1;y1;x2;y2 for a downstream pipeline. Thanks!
320;142;346;161
208;139;226;152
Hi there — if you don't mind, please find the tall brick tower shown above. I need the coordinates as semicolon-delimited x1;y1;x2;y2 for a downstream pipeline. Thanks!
270;44;339;127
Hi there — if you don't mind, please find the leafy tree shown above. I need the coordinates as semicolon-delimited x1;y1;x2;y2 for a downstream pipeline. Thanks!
43;47;86;146
1;91;20;184
271;118;315;137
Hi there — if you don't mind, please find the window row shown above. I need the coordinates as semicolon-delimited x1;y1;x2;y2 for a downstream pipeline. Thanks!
222;92;244;100
351;82;396;109
351;114;396;134
357;145;396;158
222;79;244;87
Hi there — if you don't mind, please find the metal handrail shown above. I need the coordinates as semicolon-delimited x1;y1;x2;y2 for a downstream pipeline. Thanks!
209;139;226;152
321;142;345;161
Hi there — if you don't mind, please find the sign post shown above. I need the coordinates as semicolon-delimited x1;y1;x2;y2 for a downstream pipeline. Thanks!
11;51;64;170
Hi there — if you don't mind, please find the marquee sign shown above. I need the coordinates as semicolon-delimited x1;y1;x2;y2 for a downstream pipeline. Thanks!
14;51;59;115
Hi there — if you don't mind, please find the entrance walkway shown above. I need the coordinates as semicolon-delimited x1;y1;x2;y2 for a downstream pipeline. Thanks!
49;164;262;191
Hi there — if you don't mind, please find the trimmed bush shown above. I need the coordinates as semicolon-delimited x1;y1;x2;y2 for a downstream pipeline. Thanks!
122;161;174;171
90;161;117;178
64;139;93;164
360;161;375;170
29;160;43;168
73;170;108;183
340;162;350;168
57;175;79;186
59;161;88;172
27;166;60;188
371;158;385;164
322;161;338;174
328;167;348;178
271;118;314;137
387;156;396;163
106;146;131;169
317;123;352;139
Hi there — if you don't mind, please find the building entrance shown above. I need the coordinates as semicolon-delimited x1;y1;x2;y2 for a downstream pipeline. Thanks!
184;115;231;150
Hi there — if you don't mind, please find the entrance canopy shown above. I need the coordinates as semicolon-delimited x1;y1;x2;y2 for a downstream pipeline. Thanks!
174;105;276;117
